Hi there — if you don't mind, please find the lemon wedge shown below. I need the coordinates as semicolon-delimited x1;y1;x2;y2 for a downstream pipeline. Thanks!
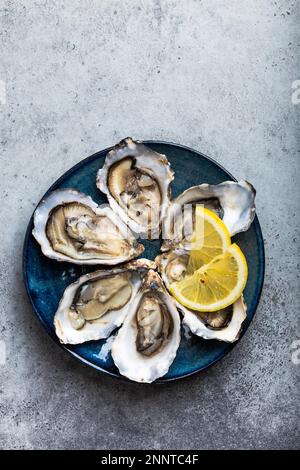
187;206;231;273
170;243;248;312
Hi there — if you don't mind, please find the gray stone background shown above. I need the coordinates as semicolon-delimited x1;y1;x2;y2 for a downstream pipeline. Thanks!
0;0;299;450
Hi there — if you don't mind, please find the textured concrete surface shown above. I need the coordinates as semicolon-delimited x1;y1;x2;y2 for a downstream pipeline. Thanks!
0;0;299;450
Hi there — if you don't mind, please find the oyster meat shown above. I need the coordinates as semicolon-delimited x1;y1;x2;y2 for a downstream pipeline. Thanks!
111;270;181;382
33;189;144;264
54;259;156;344
97;138;174;237
156;250;247;342
162;180;256;251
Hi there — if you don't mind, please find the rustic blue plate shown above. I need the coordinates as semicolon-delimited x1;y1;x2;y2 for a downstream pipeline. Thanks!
23;141;265;382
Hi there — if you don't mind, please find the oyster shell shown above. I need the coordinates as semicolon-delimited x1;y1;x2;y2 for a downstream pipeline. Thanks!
162;180;256;251
33;189;144;264
182;296;247;342
54;259;155;344
156;250;247;342
97;138;174;238
111;270;181;382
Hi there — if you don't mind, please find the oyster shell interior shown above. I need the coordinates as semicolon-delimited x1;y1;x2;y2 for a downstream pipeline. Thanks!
97;138;174;237
54;260;156;345
111;270;181;383
47;202;132;261
69;272;132;329
33;189;144;265
196;306;233;330
182;296;246;342
162;180;256;250
136;292;174;357
108;157;161;232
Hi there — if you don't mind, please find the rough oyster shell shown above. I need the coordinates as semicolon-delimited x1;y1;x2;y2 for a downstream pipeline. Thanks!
162;180;256;251
54;259;156;344
32;188;144;265
181;296;247;343
96;138;174;238
111;270;181;382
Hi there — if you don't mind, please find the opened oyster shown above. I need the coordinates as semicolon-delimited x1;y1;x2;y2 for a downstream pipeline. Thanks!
182;296;247;342
156;250;247;342
54;259;155;344
33;189;144;264
97;138;174;238
112;270;181;382
162;180;256;251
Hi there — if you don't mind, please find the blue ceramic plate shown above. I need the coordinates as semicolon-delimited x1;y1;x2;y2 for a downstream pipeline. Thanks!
23;141;265;382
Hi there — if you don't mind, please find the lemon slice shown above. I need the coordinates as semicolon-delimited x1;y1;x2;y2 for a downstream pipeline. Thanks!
187;206;231;273
170;243;248;312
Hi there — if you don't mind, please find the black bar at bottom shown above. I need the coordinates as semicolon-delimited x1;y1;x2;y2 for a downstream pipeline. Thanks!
0;449;298;465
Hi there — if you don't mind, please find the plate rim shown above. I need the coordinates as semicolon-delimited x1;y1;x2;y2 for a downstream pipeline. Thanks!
23;140;265;383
